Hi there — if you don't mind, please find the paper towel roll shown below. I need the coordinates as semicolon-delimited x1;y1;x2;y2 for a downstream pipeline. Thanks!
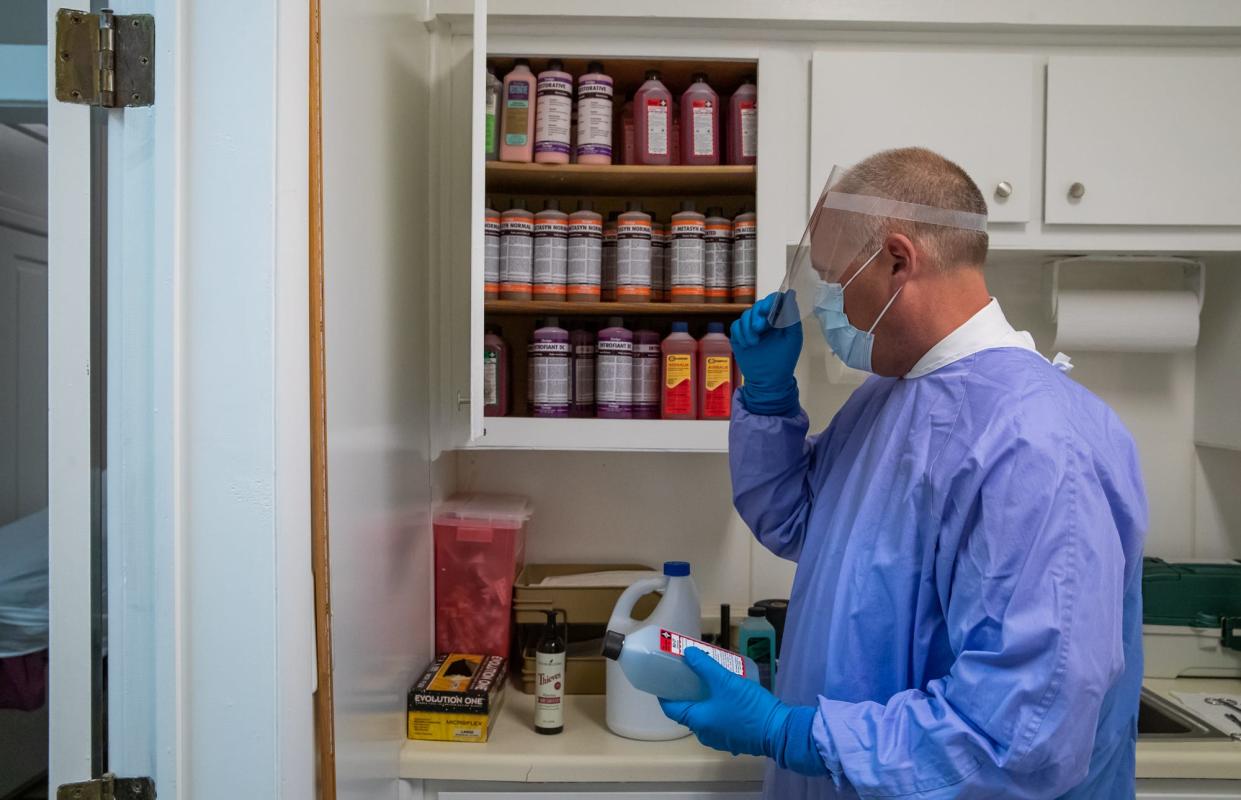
1053;290;1200;352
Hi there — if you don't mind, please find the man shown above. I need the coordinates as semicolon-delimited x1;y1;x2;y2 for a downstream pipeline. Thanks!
660;148;1148;799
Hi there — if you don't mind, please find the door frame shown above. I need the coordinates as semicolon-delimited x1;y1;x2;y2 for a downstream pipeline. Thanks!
47;0;316;796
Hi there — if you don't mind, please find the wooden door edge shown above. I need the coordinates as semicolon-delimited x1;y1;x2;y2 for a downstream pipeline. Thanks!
309;0;337;797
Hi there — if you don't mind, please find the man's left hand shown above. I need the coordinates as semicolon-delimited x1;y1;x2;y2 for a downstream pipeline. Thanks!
658;647;829;776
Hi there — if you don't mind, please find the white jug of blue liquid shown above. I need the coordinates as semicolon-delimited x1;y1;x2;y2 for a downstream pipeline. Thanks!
602;625;760;700
604;561;701;740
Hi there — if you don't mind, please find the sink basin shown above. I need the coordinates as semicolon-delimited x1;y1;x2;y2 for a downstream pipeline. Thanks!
1138;687;1232;741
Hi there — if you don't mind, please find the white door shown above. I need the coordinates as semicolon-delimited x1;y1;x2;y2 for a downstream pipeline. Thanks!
809;51;1039;223
1045;55;1241;225
47;1;317;797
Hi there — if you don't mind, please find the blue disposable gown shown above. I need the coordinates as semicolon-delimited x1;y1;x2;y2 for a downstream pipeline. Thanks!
731;347;1147;799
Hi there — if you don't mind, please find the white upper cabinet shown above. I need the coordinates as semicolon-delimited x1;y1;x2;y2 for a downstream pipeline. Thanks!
810;52;1038;224
1045;55;1241;226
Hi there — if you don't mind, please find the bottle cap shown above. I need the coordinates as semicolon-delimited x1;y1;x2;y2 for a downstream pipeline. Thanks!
511;198;527;210
485;196;494;209
543;198;560;211
601;630;626;661
706;206;724;218
692;72;708;82
743;73;756;84
547;59;564;71
587;61;605;74
486;323;502;335
679;200;697;213
608;316;625;328
625;200;643;212
747;605;767;618
707;321;725;334
645;69;661;81
514;58;531;67
663;560;691;577
545;316;560;328
577;200;594;212
671;321;689;333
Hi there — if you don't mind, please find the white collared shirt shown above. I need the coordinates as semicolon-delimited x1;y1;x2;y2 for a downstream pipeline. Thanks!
904;299;1039;379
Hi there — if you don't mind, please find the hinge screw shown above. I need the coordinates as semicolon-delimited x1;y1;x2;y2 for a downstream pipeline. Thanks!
139;56;149;65
60;51;70;61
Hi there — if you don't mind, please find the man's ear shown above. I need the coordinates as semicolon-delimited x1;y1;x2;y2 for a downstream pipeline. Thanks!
885;233;918;287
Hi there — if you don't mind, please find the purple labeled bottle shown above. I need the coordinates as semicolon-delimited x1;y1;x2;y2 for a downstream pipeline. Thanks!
632;329;661;419
529;317;571;417
596;317;633;419
570;326;596;418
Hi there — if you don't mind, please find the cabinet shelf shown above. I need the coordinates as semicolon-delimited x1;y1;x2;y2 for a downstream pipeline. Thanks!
485;162;756;196
469;417;730;452
486;300;752;317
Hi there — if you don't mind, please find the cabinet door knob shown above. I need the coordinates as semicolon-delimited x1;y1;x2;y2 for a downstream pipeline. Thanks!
1068;182;1086;200
456;391;471;409
995;181;1013;199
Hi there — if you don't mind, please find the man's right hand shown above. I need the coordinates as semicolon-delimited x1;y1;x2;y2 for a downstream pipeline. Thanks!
730;292;802;416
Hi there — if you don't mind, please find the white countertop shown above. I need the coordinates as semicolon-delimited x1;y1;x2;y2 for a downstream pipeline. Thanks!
400;677;1241;784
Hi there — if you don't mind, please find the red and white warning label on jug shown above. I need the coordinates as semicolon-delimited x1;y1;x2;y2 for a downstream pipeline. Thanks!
659;629;747;677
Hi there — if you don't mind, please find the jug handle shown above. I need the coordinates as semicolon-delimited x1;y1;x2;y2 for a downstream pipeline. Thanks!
609;576;667;626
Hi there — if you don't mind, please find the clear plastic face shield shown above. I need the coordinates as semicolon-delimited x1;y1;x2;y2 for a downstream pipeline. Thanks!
768;165;990;328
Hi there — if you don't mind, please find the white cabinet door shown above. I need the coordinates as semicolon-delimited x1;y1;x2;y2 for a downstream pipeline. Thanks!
1045;55;1241;225
435;4;488;449
810;52;1038;223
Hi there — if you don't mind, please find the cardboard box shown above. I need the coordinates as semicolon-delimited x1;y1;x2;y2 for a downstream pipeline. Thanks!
407;653;507;742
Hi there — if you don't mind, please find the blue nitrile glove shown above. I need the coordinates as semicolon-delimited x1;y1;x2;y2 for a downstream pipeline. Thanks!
659;647;828;777
730;292;802;417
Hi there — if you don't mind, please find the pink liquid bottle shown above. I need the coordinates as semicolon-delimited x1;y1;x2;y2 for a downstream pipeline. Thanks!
499;59;537;163
534;59;573;164
697;322;734;420
680;72;720;166
728;75;757;166
634;70;672;166
596;317;634;419
661;322;698;420
669;99;681;165
484;324;510;417
632;329;661;419
620;101;635;165
576;61;614;165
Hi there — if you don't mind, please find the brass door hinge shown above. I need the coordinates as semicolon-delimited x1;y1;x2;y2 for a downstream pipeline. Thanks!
56;773;155;800
55;8;155;108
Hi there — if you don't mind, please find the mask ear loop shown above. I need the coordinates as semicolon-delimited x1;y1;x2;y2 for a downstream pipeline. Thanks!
867;285;904;335
842;247;882;290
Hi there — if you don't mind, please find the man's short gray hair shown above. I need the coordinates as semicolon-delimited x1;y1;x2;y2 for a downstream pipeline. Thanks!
835;147;989;269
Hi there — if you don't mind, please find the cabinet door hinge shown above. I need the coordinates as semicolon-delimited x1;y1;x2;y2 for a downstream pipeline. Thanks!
55;8;155;108
56;773;155;800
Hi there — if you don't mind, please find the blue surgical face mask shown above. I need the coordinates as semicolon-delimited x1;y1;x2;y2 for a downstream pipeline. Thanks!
813;248;904;373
